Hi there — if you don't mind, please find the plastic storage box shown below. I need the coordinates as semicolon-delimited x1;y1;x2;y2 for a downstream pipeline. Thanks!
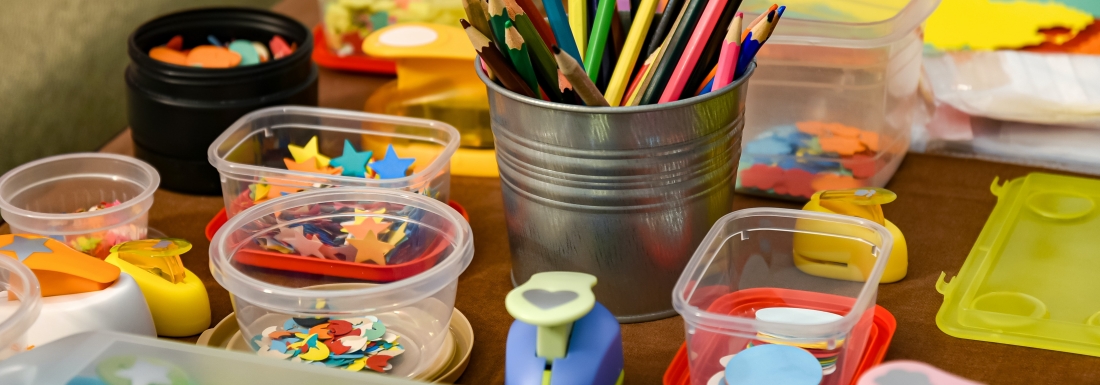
0;257;40;361
734;0;939;201
313;0;465;73
208;106;460;217
209;187;473;378
672;208;894;385
0;154;159;258
0;331;426;384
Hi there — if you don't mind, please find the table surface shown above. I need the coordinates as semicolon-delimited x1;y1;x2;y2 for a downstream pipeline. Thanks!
18;0;1100;384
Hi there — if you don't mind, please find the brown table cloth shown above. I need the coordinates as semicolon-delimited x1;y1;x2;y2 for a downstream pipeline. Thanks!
5;1;1099;383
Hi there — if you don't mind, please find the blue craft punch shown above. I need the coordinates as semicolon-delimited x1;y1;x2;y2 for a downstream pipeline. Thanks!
505;272;625;385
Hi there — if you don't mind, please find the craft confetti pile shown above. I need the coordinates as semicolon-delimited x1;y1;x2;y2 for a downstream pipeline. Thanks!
252;316;405;373
247;200;428;267
233;136;429;213
148;34;297;68
746;335;844;375
738;122;891;200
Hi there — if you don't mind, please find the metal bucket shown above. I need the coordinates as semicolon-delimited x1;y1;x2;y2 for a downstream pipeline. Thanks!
480;63;755;322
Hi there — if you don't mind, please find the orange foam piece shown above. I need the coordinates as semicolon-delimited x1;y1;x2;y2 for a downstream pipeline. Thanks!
825;123;862;138
859;131;880;152
186;45;242;68
0;235;120;298
149;47;188;66
812;173;863;192
796;121;826;135
819;136;865;156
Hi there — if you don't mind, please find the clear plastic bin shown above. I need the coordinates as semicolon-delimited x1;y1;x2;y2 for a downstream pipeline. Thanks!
0;154;159;258
672;208;894;385
0;331;425;384
209;187;472;378
0;256;41;361
735;0;939;201
208;106;460;218
318;0;465;58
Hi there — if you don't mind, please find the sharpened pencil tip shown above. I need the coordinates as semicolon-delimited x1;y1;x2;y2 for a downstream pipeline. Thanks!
552;45;561;54
460;19;471;28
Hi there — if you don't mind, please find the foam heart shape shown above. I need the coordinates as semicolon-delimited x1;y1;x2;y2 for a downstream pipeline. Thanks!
523;289;579;310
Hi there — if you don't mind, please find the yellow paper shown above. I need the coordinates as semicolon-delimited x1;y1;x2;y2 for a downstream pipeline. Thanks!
925;0;1094;50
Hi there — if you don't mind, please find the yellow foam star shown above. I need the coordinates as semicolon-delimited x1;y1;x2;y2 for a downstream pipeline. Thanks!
346;231;395;265
288;136;332;168
387;222;408;246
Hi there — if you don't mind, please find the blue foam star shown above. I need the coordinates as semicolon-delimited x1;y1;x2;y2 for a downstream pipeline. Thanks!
329;140;373;178
371;145;416;179
0;236;52;262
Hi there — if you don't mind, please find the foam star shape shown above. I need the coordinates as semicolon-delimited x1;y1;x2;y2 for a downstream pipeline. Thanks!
288;136;331;168
386;222;408;246
370;145;415;179
346;232;395;265
342;220;391;241
284;157;343;175
0;235;53;262
328;140;373;178
115;359;173;385
249;184;270;202
348;208;385;225
277;227;325;258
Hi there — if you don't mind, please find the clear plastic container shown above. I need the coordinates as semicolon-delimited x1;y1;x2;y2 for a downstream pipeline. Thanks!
317;0;465;58
0;256;41;361
672;208;894;385
734;0;939;201
0;331;425;384
209;187;472;379
208;106;460;218
0;154;159;258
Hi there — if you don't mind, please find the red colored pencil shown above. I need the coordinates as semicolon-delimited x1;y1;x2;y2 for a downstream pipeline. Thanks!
713;12;742;89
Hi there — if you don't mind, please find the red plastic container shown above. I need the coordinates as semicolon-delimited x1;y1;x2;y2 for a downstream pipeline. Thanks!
310;25;396;74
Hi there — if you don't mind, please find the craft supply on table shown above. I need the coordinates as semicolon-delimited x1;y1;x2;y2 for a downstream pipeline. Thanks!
0;331;426;384
208;106;460;218
0;235;156;352
505;272;624;385
936;173;1100;357
0;153;159;258
104;239;210;337
736;122;901;201
317;0;465;60
147;33;295;68
857;360;982;385
209;187;472;378
671;208;896;385
459;0;784;106
795;188;908;283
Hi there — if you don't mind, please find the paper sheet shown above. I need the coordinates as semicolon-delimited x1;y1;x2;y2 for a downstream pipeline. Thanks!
924;0;1094;50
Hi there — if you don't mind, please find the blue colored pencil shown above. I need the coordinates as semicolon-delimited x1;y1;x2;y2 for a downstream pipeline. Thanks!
543;0;584;64
735;6;784;78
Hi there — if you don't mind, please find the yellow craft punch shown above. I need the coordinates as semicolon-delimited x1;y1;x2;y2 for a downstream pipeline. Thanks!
793;188;908;283
361;22;498;177
106;239;211;337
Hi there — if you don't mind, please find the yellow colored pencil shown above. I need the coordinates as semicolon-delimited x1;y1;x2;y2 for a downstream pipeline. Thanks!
603;0;659;105
569;0;588;60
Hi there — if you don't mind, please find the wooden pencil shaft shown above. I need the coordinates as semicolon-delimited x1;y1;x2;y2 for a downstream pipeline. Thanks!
514;0;557;46
464;20;536;98
681;0;741;98
627;46;662;106
584;0;617;82
644;0;685;56
511;13;563;101
462;0;494;38
506;23;540;93
543;0;583;63
659;0;727;103
489;0;513;58
638;0;708;104
603;0;659;104
569;0;589;60
554;47;610;106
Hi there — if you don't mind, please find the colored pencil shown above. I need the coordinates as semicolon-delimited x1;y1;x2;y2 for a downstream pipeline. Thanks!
625;44;663;106
695;65;717;95
713;13;742;89
553;46;610;106
569;0;589;60
659;0;727;103
604;0;659;104
505;21;540;94
584;0;617;81
638;0;709;104
598;8;621;90
462;0;493;38
681;0;741;97
462;19;536;98
488;0;512;56
736;5;783;78
644;0;684;57
514;0;557;46
742;4;777;41
621;49;658;105
543;0;583;64
559;70;583;105
504;0;563;101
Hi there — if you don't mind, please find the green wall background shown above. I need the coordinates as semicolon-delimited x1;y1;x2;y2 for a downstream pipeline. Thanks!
0;0;279;174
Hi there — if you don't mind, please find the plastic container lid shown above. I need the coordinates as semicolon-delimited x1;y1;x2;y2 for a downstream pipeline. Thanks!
0;257;42;360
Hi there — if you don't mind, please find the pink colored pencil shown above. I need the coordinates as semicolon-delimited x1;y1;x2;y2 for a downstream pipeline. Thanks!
713;13;743;90
658;0;728;103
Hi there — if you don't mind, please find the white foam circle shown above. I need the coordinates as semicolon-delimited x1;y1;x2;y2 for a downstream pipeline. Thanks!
379;26;439;47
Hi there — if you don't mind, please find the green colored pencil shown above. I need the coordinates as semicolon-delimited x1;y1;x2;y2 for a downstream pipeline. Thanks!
503;0;562;102
638;0;708;104
504;21;539;94
488;0;512;57
461;0;493;38
583;0;616;82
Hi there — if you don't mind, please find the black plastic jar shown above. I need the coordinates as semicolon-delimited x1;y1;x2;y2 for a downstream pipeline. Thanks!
126;8;318;194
